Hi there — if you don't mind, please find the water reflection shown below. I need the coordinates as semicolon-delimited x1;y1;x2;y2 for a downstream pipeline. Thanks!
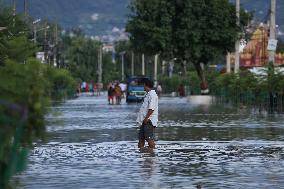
11;96;284;188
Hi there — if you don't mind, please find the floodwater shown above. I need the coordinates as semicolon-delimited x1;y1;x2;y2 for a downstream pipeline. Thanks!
13;95;284;189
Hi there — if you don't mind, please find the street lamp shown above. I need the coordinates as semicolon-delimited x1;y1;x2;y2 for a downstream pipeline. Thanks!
32;19;41;25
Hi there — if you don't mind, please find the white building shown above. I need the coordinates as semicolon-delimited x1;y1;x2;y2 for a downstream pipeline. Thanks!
103;44;114;53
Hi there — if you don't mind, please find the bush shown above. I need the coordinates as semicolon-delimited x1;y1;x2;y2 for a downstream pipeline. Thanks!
0;59;78;188
0;58;77;143
159;75;188;93
45;66;77;100
0;59;50;142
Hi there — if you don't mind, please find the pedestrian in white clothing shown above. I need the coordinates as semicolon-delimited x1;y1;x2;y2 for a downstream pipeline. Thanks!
136;79;158;149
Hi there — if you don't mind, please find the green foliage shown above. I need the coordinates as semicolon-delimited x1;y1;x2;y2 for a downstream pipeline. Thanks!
102;52;121;83
1;36;38;64
127;0;251;63
127;0;252;90
0;6;37;65
63;35;100;81
159;75;190;93
45;66;77;100
0;59;50;141
187;72;200;95
0;4;79;188
159;75;181;93
126;0;174;57
158;68;222;94
214;68;284;97
0;58;77;188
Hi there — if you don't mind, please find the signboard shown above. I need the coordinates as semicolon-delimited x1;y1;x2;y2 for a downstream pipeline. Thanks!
267;39;278;51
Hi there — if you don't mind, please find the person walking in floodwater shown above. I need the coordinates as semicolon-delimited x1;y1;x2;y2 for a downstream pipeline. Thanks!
136;79;158;149
178;84;185;97
114;83;122;105
107;84;114;105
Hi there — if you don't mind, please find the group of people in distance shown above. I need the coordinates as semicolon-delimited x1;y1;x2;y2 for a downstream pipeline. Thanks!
77;81;102;96
107;81;127;105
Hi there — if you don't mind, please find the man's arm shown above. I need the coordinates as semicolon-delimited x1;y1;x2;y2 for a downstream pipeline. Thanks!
143;109;154;124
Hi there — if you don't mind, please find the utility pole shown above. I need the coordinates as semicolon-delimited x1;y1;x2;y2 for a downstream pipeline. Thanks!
24;0;28;17
131;52;134;76
234;0;240;73
44;22;49;64
12;0;16;27
121;52;125;81
226;53;231;73
269;0;276;64
142;53;145;75
98;44;103;83
154;54;158;82
53;24;58;67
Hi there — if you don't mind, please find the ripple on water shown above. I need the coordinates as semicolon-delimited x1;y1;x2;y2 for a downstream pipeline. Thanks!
14;96;284;189
16;140;284;189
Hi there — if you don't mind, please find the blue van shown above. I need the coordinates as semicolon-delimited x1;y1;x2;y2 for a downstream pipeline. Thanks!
126;76;149;103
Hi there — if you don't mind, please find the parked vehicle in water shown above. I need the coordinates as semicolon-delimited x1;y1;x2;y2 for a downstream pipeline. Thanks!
126;76;149;103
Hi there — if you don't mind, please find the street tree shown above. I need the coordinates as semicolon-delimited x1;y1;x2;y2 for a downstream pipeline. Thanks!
126;0;174;58
0;6;37;64
126;0;251;93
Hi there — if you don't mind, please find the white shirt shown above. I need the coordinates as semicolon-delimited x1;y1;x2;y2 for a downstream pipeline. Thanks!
119;83;127;92
136;90;159;127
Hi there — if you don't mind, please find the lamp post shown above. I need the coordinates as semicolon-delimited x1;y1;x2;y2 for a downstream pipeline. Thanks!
24;0;28;17
120;51;126;81
12;0;16;27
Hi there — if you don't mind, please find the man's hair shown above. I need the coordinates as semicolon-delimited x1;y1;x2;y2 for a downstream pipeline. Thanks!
144;79;154;88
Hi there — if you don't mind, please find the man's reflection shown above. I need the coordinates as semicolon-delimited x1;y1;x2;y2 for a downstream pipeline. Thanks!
140;148;156;177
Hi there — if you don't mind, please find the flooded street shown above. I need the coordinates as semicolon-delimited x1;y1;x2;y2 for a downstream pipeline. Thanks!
14;95;284;189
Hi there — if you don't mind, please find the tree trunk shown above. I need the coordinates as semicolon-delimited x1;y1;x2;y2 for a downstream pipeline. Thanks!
194;63;209;95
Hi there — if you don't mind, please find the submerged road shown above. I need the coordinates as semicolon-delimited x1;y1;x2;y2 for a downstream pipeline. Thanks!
14;94;284;189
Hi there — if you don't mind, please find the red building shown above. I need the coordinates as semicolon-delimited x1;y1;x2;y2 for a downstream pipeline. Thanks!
230;25;284;68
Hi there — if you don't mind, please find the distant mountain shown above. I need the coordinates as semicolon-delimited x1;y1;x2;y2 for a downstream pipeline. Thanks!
3;0;130;41
3;0;284;40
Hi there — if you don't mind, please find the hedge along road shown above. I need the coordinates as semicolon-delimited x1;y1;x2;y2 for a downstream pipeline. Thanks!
13;94;284;189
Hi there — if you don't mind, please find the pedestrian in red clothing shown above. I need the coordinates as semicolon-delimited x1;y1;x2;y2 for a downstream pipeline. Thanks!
86;82;89;93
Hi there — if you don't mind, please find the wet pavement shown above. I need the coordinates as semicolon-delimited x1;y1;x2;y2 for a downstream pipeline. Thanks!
14;94;284;189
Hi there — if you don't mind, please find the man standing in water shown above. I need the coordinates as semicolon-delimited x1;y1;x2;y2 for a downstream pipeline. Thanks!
137;79;158;149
